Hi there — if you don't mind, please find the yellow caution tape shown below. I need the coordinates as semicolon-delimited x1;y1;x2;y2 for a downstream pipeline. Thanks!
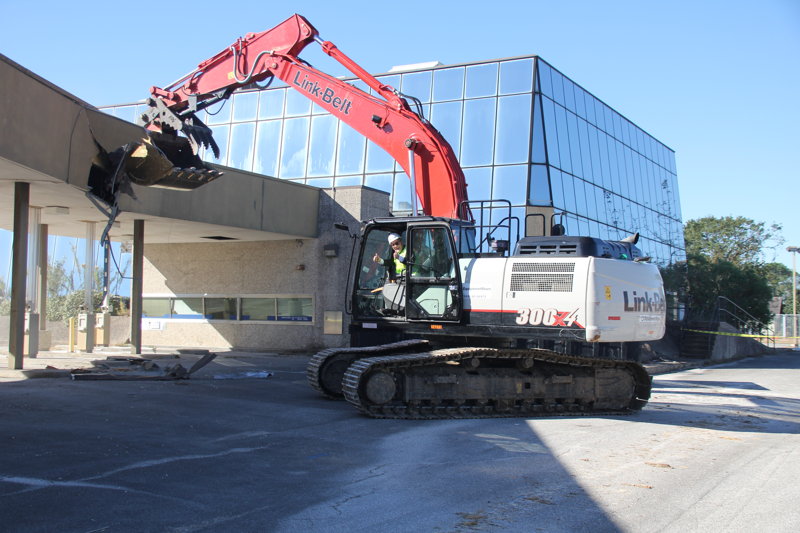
682;328;800;340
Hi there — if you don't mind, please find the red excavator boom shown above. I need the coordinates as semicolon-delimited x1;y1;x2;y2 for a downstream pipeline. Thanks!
142;14;469;220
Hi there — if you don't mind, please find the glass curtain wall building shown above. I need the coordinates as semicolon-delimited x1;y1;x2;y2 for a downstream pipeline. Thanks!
108;56;685;266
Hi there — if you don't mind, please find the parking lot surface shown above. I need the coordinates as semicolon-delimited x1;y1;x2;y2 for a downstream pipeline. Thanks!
0;350;798;532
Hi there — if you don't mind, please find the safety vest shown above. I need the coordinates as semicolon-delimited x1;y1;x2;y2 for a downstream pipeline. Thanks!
393;246;407;275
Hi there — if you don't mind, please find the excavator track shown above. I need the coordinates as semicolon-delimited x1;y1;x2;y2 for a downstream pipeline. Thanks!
340;347;652;419
306;339;430;399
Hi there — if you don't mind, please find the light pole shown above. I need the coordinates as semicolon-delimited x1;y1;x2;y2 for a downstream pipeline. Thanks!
788;246;799;348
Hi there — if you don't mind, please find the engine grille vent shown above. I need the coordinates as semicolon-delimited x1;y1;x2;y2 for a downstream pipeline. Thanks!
510;262;575;292
511;262;575;273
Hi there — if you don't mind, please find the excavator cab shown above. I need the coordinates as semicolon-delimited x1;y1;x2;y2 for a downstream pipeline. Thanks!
352;218;463;324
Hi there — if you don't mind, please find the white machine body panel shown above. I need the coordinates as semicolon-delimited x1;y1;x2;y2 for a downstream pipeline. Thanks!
459;255;665;343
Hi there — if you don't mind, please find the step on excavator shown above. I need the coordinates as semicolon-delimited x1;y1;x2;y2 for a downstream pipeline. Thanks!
129;14;665;419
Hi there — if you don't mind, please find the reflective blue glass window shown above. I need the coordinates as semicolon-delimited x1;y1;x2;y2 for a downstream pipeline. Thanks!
499;59;533;95
563;79;576;113
336;123;366;175
616;115;627;144
625;149;637;199
232;91;259;122
334;176;362;187
615;141;628;195
463;167;492;202
578;119;592;182
348;79;370;94
601;190;614;221
567;113;582;178
259;90;285;119
637;129;646;155
607;138;621;193
574;179;587;216
279;117;309;178
550;168;565;209
492;165;527;205
205;100;232;125
364;173;393;194
576;216;589;236
495;94;531;164
306;177;333;188
374;75;401;95
611;194;624;228
430;101;463;158
598;132;611;190
529;164;551;206
285;89;312;117
554;105;571;174
550;70;565;106
574;86;586;118
393;174;414;212
461;98;496;167
465;63;498;98
604;106;615;138
205;125;229;165
253;121;282;177
401;71;432;103
538;62;553;99
308;115;337;177
582;92;596;125
560;215;573;236
228;122;256;171
562;175;577;213
593;99;606;131
589;126;604;188
542;98;559;168
532;94;547;164
583;183;595;220
366;141;395;173
433;67;464;101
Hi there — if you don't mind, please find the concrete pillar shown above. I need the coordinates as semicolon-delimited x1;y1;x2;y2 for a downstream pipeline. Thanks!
25;207;41;358
8;183;29;370
130;219;144;355
37;224;51;350
81;222;96;353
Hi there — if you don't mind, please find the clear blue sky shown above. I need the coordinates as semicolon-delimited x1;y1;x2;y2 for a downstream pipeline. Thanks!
1;0;799;279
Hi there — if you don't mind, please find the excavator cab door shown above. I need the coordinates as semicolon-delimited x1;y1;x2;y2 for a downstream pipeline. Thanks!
352;221;463;322
404;222;463;322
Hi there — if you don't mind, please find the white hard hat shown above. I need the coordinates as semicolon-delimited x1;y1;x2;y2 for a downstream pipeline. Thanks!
388;233;401;244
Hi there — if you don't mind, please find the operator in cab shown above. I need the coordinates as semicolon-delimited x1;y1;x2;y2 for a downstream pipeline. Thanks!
373;233;407;281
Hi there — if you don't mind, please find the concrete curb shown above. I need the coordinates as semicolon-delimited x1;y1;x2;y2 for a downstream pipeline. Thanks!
0;368;73;379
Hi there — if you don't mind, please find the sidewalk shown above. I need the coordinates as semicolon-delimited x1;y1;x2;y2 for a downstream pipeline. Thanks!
0;345;300;380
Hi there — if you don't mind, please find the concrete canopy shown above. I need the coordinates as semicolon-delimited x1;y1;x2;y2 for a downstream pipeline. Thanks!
0;53;320;244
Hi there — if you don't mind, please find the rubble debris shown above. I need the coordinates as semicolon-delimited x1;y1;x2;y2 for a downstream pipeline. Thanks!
70;353;217;381
212;371;273;380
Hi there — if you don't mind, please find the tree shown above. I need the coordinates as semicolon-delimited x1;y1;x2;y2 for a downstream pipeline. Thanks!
668;216;784;328
47;258;74;297
684;216;784;265
759;262;795;308
684;255;772;325
0;277;8;316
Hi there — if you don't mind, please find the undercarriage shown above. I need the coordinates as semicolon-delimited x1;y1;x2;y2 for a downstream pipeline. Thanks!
307;342;652;419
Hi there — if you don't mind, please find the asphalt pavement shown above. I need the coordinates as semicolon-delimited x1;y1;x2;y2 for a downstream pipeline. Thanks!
0;347;797;532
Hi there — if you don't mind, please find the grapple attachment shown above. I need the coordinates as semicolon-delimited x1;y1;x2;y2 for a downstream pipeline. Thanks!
122;132;223;191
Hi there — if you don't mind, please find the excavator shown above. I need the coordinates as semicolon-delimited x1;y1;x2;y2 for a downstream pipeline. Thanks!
126;14;665;419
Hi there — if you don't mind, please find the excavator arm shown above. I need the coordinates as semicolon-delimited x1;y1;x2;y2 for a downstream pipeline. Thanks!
141;14;469;220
